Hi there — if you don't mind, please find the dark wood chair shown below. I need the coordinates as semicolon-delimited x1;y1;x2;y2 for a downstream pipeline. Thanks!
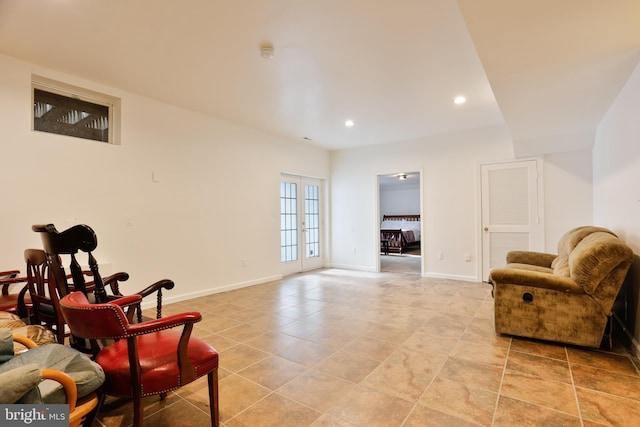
0;269;32;319
31;223;175;350
24;248;152;344
24;249;68;344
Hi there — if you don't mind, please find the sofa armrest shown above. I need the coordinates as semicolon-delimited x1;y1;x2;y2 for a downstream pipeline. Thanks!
505;251;557;268
489;268;583;294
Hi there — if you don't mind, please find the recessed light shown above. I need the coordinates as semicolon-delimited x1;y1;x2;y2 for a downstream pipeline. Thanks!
454;96;466;105
345;119;355;127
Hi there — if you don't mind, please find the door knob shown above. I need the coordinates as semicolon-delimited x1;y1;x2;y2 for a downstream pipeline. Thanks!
484;227;489;231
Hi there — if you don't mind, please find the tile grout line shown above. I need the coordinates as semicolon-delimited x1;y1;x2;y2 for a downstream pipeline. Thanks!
490;335;512;426
565;346;585;427
400;290;492;426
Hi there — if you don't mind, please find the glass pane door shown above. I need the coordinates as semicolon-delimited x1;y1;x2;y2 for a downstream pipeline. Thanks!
280;180;298;263
281;175;323;275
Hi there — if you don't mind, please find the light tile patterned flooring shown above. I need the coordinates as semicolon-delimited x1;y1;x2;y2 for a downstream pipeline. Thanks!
95;256;640;426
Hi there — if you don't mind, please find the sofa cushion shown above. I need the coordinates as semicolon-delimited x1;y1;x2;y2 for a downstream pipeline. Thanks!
569;231;634;295
557;226;616;258
505;263;554;274
552;256;570;277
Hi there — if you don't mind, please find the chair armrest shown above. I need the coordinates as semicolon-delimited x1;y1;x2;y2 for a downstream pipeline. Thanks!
135;279;175;298
126;311;202;336
13;333;38;349
102;272;130;295
0;270;20;278
103;272;130;283
108;294;143;309
1;275;27;295
489;268;583;293
40;368;78;412
505;251;557;268
81;271;129;293
0;278;30;318
1;270;21;294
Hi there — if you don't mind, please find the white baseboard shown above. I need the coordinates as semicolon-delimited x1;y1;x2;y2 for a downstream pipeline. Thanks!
139;274;283;309
329;263;377;272
421;271;479;282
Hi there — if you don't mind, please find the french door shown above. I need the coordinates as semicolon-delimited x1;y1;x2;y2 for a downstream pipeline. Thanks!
481;159;543;280
280;174;323;275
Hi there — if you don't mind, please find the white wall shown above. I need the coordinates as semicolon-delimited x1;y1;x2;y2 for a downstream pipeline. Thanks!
379;184;420;216
0;53;330;304
594;60;640;353
331;126;594;280
543;149;593;252
331;126;513;278
0;51;602;309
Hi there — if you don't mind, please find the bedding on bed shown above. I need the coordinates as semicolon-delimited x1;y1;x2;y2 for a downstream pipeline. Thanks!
380;220;421;242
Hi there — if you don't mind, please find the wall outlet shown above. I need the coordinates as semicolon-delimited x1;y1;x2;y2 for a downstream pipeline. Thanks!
241;258;247;267
437;251;443;260
464;253;472;262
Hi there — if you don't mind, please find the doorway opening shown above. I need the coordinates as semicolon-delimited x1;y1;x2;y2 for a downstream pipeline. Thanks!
378;172;422;274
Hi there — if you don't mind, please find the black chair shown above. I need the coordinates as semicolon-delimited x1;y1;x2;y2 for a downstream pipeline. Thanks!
32;223;175;351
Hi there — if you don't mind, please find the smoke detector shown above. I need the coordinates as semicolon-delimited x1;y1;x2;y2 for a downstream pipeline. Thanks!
260;45;275;59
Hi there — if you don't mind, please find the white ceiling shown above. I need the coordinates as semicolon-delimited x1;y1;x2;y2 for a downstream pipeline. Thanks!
379;172;420;190
1;0;638;153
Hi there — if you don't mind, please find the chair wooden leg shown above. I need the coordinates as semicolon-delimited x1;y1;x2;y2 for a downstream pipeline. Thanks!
80;392;105;427
133;395;143;427
56;325;66;344
208;370;219;427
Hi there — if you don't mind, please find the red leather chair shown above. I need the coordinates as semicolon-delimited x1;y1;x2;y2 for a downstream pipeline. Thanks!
59;291;219;427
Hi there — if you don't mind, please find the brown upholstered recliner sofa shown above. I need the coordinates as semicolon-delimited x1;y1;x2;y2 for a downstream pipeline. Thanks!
489;226;634;348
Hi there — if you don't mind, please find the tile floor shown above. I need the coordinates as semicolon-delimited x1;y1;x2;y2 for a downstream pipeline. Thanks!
94;256;640;427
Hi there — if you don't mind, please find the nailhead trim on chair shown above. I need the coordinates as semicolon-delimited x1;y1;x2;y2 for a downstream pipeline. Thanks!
60;302;200;339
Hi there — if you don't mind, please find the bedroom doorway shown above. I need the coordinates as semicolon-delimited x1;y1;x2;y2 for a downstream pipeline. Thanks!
378;172;422;274
280;174;323;276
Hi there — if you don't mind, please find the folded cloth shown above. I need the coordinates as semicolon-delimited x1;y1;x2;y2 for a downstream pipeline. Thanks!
0;363;41;404
0;343;105;403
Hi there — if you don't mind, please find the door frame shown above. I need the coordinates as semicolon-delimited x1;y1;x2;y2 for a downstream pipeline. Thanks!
280;174;324;276
375;170;424;275
478;158;544;280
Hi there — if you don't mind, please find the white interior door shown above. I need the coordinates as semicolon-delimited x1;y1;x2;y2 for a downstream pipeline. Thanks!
481;160;543;280
280;174;323;275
